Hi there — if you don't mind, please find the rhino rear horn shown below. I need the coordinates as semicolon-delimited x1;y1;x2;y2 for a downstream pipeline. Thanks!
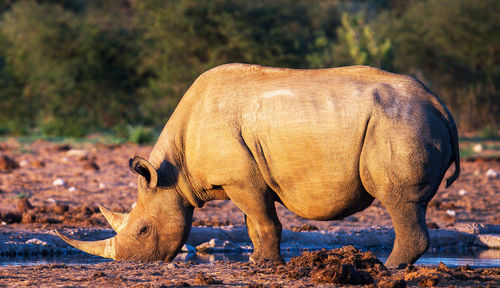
129;156;158;188
99;205;128;232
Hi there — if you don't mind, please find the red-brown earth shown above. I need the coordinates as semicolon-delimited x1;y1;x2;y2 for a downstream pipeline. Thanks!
0;139;499;287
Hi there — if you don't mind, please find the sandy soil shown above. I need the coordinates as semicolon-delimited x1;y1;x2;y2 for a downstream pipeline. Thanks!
0;139;500;287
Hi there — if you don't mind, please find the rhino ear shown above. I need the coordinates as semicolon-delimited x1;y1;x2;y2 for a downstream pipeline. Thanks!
129;156;158;189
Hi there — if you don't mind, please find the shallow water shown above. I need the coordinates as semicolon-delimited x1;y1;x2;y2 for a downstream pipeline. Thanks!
1;248;500;267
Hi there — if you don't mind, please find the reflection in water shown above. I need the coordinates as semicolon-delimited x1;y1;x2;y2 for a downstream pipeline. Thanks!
1;248;500;267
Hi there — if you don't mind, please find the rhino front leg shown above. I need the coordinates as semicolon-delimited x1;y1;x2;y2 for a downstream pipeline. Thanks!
245;215;262;260
225;185;284;264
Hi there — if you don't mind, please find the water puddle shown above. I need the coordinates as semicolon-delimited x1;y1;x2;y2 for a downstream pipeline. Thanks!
1;248;499;267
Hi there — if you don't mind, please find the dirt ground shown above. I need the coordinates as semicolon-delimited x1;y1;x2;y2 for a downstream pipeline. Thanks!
0;139;500;287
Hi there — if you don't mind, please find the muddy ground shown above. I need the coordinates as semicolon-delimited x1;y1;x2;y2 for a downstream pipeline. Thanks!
0;139;499;287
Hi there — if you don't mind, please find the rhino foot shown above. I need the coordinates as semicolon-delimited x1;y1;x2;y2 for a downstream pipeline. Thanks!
249;253;285;265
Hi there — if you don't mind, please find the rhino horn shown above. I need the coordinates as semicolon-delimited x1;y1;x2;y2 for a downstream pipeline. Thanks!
98;204;128;232
55;229;116;259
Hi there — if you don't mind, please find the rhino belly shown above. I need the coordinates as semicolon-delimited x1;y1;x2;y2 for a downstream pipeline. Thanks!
274;164;374;221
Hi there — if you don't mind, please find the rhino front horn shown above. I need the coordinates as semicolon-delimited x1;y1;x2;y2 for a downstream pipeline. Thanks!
55;229;116;259
98;204;128;232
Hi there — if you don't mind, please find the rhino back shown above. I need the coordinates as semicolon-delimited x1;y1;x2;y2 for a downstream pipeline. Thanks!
170;64;450;218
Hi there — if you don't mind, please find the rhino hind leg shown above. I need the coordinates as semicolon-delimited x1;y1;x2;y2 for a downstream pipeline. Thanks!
384;201;430;267
225;185;284;264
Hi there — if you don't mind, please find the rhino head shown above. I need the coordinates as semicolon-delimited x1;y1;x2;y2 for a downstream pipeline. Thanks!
56;156;194;261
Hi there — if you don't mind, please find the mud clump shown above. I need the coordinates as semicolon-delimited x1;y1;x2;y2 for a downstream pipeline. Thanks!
193;273;222;285
0;155;19;171
377;278;407;288
82;160;99;171
52;203;69;215
16;197;33;212
402;262;496;286
21;212;36;223
285;246;388;285
0;211;22;223
418;277;439;287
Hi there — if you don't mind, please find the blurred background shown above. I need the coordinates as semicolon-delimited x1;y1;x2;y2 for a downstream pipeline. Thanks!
0;0;498;140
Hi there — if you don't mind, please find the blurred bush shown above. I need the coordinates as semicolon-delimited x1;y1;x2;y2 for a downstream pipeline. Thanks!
0;0;497;136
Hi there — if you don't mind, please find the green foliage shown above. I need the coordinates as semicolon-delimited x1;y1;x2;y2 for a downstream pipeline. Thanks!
0;0;497;136
0;1;144;136
479;125;499;139
376;0;500;129
132;0;343;124
307;12;391;68
126;125;156;144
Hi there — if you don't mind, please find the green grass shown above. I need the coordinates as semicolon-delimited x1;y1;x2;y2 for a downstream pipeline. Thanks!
0;126;159;146
459;146;475;159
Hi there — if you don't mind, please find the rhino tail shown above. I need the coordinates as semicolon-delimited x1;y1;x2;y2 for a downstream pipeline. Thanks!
434;98;460;188
416;78;460;188
445;115;460;188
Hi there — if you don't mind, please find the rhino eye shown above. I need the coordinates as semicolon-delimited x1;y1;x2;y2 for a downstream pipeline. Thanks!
138;225;150;236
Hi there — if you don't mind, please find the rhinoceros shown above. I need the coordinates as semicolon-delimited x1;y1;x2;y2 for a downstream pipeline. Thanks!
56;64;460;267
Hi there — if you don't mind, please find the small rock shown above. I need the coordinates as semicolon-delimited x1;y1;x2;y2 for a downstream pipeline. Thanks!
66;149;89;157
458;189;467;196
181;244;196;253
475;234;500;248
128;182;137;188
19;160;29;167
52;178;65;186
98;183;106;189
131;202;137;209
167;263;179;269
473;144;483;153
446;210;456;217
486;169;499;178
26;238;47;245
68;186;76;192
0;155;19;171
196;238;237;252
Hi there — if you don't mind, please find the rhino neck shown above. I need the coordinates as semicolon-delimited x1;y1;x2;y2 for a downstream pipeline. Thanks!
148;128;205;208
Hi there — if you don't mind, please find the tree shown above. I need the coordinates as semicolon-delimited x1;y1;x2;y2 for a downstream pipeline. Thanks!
376;0;500;128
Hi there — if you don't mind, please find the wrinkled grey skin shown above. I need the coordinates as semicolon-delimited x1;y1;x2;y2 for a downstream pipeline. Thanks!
58;64;460;267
